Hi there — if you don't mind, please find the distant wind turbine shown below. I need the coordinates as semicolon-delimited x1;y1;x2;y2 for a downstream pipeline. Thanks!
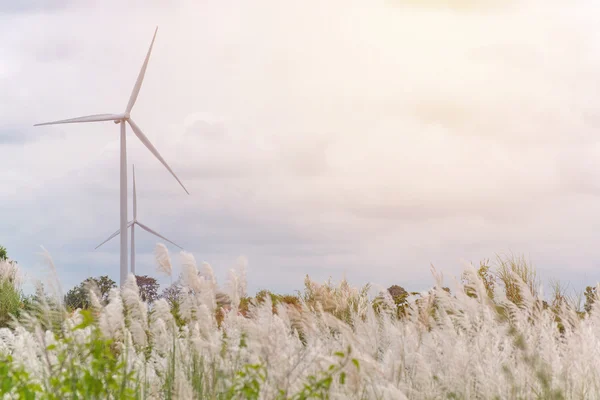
34;27;188;286
95;165;183;276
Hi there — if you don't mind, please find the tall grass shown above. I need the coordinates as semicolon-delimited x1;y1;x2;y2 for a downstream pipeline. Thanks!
0;260;23;328
1;252;600;399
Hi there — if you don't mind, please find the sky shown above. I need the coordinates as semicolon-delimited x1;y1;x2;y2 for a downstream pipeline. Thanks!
2;0;600;297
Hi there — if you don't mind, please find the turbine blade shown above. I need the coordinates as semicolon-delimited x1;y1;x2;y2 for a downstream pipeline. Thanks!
136;221;183;249
127;119;190;195
34;113;124;126
126;27;158;113
94;220;134;250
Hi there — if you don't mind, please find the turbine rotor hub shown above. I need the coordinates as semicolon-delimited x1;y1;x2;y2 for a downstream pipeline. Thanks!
113;114;130;124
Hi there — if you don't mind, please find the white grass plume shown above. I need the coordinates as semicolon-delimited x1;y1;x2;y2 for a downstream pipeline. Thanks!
0;259;21;286
154;243;172;278
5;252;600;398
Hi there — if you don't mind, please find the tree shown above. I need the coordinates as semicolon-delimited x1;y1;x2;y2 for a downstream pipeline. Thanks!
161;281;183;306
64;276;116;310
387;285;408;305
93;276;117;303
387;284;410;318
0;246;17;265
135;275;159;303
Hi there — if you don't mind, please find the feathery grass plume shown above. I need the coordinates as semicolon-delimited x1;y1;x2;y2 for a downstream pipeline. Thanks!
226;268;242;312
235;255;248;299
155;243;173;278
38;246;64;308
6;252;600;398
180;252;202;293
200;260;217;289
178;251;219;325
496;253;539;305
121;274;149;348
98;287;125;341
20;249;68;335
0;259;20;285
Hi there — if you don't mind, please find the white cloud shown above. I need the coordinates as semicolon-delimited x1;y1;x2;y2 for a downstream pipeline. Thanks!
2;0;600;295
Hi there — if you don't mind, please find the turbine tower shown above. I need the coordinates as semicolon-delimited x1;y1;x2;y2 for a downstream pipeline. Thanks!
34;27;188;286
95;165;183;275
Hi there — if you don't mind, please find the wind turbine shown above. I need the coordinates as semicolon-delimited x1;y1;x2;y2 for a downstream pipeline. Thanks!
34;27;188;286
95;165;183;275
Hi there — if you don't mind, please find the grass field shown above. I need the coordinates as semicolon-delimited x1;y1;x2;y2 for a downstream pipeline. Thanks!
0;251;598;399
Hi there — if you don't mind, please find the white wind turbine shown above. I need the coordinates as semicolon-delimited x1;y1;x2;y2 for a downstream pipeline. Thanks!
95;165;183;275
34;27;188;286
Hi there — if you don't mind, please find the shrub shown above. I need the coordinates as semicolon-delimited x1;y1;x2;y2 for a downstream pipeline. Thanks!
0;260;22;328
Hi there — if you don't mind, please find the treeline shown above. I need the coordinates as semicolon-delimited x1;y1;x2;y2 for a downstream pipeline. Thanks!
1;244;599;330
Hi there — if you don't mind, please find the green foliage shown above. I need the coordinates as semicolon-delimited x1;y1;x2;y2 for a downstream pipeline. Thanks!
25;283;67;334
0;245;7;261
0;257;23;328
504;325;566;400
2;252;597;399
477;260;495;299
255;289;280;304
387;284;408;304
170;331;356;400
52;310;137;399
255;289;282;313
0;279;22;328
496;254;538;305
0;354;43;399
301;276;371;327
160;281;187;327
20;293;38;314
64;275;116;310
225;363;266;400
584;286;597;313
462;260;495;300
0;309;138;399
183;346;358;400
387;284;410;317
254;289;301;315
280;347;359;400
92;275;118;302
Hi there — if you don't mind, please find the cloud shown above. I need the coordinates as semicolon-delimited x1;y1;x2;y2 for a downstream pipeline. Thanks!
185;120;227;140
0;128;29;144
0;126;66;144
386;0;516;12
3;0;600;296
0;0;70;14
